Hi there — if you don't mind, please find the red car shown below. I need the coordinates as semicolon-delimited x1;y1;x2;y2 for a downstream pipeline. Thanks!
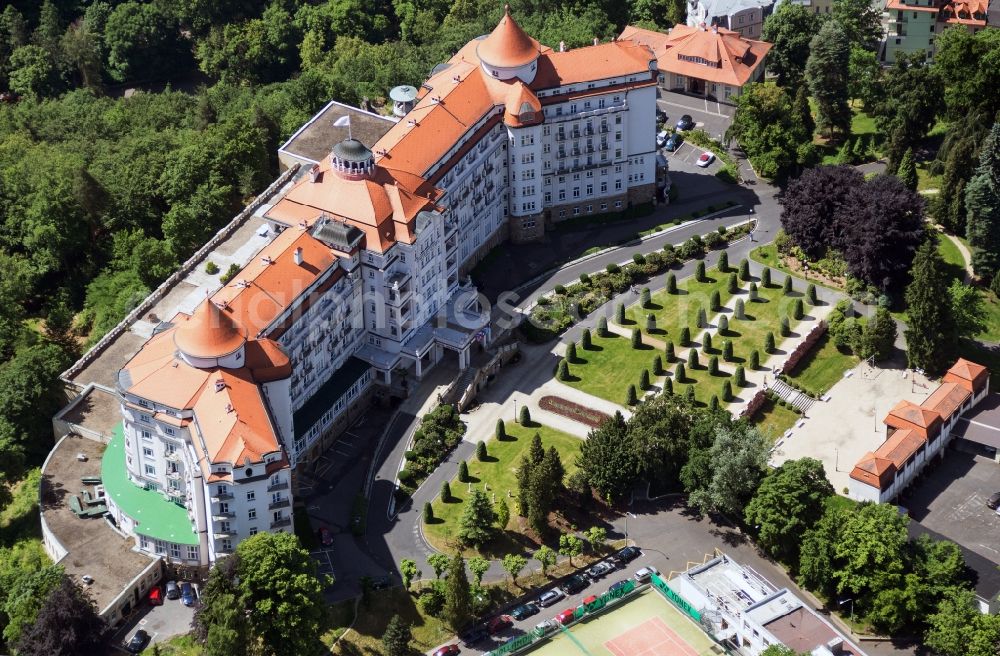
556;608;576;625
433;646;460;656
147;585;163;606
582;595;598;605
487;615;513;634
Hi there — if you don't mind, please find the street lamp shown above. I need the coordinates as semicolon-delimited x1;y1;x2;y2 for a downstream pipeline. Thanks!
838;597;854;622
748;208;755;241
513;397;518;423
624;512;637;546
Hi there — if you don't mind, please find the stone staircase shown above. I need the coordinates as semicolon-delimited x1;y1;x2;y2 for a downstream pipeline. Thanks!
769;378;815;413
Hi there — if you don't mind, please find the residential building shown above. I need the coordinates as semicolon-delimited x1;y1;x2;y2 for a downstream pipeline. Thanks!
881;0;989;64
850;359;990;503
98;6;660;566
785;0;835;15
620;24;772;103
663;553;868;656
686;0;775;38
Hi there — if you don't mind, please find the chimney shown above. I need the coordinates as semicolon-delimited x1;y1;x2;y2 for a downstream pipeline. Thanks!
559;40;566;52
215;379;225;392
593;37;599;46
309;165;320;183
293;247;303;265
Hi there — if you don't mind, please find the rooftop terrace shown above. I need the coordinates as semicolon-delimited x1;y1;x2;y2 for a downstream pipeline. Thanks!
278;101;397;169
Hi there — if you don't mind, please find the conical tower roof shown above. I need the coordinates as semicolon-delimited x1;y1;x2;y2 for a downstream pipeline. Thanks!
477;5;541;69
174;299;247;360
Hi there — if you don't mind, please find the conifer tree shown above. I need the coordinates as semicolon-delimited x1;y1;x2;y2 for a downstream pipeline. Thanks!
675;362;687;382
646;314;656;332
793;298;804;320
709;355;720;375
581;328;592;349
615;302;625;324
728;272;738;294
442;554;472;630
734;298;746;320
966;123;1000;278
640;287;651;308
495;419;506;440
685;385;696;404
665;341;676;362
723;340;734;361
780;316;791;336
765;332;776;353
761;268;771;287
735;365;746;386
807;284;817;305
806;21;851;139
663;377;673;395
640;369;650;390
652;354;663;375
688;349;699;368
667;273;678;293
631;327;642;349
711;290;721;311
696;260;707;281
597;316;609;337
718;250;729;272
718;315;729;334
703;332;713;352
698;307;708;328
750;350;760;369
783;276;793;295
739;258;751;281
897;147;918;191
566;342;577;362
904;240;958;374
679;326;691;346
722;380;733;402
749;282;759;301
626;384;638;405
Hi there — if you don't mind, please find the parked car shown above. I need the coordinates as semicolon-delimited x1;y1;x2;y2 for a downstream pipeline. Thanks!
459;626;489;647
488;614;514;634
988;491;1000;510
165;580;179;600
586;560;615;580
697;151;716;168
433;645;461;656
582;594;598;605
664;133;683;152
369;575;392;590
656;130;669;148
538;588;565;608
608;579;631;594
613;546;641;564
676;114;695;130
147;585;163;606
126;629;150;654
180;582;196;607
535;619;559;636
318;526;334;546
656;108;668;124
634;566;660;583
511;602;539;620
556;608;576;625
563;573;590;594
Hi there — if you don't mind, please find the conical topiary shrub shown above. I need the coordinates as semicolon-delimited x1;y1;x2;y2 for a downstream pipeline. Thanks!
679;327;691;346
735;365;745;386
626;384;638;405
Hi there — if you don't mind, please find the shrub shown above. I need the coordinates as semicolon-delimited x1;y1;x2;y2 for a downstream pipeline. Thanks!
765;332;775;353
495;420;506;441
685;385;696;403
793;298;804;320
626;384;638;405
709;355;719;375
632;253;646;265
728;272;738;294
477;440;488;461
739;259;750;281
734;298;745;320
419;587;445;616
807;283;817;305
580;273;590;285
735;365;745;386
703;231;725;249
639;369;650;390
519;406;531;425
780;316;790;337
783;276;792;295
557;358;570;381
663;377;673;395
441;480;451;501
631;328;642;349
597;317;608;337
696;260;707;281
205;261;220;275
665;341;675;362
554;284;566;295
679;326;691;346
615;303;625;324
398;469;416;486
646;314;656;332
710;290;721;311
424;502;434;522
722;380;733;402
718;315;729;334
675;362;687;382
749;282;759;301
703;332;713;352
536;296;551;306
640;287;651;308
749;350;760;369
666;273;677;293
709;395;720;411
761;267;771;287
581;329;592;349
566;342;577;362
458;461;469;482
688;349;699;368
220;263;241;284
717;250;729;272
697;307;708;328
723;340;733;361
652;354;663;375
606;263;620;274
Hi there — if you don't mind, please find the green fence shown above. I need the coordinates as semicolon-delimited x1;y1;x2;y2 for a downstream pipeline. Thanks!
649;571;701;622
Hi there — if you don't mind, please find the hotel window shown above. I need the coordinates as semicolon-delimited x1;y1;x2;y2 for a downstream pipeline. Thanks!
615;201;623;208
247;491;255;501
140;413;151;423
543;143;550;153
273;511;284;524
249;527;258;536
615;180;623;190
165;427;175;436
170;543;181;558
601;182;608;193
143;447;154;457
155;540;167;555
601;203;608;210
140;536;150;550
145;464;156;476
573;207;581;215
187;546;199;560
558;190;566;200
248;508;257;520
222;539;233;552
544;192;551;202
138;399;150;408
573;187;580;198
586;205;593;213
586;184;593;195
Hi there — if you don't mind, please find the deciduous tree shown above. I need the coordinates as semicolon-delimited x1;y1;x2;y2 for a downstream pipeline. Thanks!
559;533;583;565
501;553;527;584
13;575;104;656
761;3;821;88
468;556;489;586
577;412;638;501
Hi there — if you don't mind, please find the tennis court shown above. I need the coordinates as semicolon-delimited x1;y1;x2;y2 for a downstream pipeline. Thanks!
528;588;720;656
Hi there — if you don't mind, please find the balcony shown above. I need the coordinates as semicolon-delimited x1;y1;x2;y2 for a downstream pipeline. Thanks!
167;470;181;481
212;511;235;520
269;499;290;510
165;451;180;463
270;518;292;529
211;492;233;501
267;481;289;492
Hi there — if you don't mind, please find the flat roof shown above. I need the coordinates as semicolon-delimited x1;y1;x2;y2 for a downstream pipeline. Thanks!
102;424;199;546
279;101;397;164
688;556;777;611
953;393;1000;450
57;385;122;438
764;606;863;656
40;433;155;612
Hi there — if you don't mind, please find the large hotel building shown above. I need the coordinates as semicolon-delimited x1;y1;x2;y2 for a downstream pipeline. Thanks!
60;7;662;571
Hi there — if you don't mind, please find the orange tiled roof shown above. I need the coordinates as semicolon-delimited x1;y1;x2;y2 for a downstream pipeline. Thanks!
884;399;941;437
477;5;542;69
173;300;246;360
531;39;657;88
504;81;542;127
944;358;988;393
873;428;925;470
885;0;939;11
921;382;970;421
940;0;987;24
620;24;771;87
850;452;896;489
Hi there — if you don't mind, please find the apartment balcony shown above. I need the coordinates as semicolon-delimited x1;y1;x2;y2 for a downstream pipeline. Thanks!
384;268;411;289
167;470;181;481
165;451;180;463
211;493;233;502
269;499;290;511
212;511;235;520
267;481;289;492
387;287;413;307
270;518;292;529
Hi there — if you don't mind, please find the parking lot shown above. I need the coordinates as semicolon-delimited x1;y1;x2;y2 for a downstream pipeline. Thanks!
904;449;1000;564
110;588;196;653
657;90;734;145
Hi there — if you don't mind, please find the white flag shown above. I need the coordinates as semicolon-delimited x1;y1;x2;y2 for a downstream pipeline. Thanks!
333;115;351;127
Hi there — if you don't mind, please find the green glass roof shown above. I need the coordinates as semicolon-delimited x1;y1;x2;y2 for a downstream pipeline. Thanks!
102;424;199;546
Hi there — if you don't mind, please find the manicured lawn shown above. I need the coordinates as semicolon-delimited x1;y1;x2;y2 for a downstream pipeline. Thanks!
423;422;582;557
975;291;1000;343
784;333;858;397
937;234;966;281
331;588;453;656
750;398;800;443
751;245;842;292
723;281;802;365
676;364;736;406
564;331;662;403
624;268;736;344
917;162;942;192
